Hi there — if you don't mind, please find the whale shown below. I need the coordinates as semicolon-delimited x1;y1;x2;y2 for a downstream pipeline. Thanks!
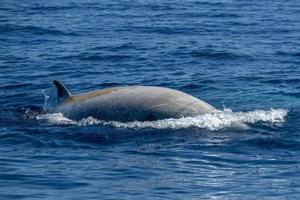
48;80;217;122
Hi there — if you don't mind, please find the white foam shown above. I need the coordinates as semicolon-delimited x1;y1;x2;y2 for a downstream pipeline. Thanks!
36;113;75;125
35;108;288;131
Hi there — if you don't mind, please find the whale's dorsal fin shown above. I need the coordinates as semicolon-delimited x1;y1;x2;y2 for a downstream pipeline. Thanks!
53;80;71;101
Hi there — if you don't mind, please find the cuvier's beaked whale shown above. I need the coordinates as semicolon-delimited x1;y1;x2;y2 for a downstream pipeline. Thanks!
49;80;216;122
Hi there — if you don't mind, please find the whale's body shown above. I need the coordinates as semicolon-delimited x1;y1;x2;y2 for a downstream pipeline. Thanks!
50;80;216;122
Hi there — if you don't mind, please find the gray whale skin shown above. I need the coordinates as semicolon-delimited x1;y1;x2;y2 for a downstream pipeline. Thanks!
50;80;216;122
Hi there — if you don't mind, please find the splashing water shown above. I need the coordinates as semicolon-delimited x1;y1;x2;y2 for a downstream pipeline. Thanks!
42;88;57;111
35;108;288;131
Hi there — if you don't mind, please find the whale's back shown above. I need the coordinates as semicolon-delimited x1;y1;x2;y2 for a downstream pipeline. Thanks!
62;86;216;121
53;81;216;121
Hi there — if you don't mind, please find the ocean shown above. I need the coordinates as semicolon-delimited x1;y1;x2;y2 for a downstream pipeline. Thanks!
0;0;300;199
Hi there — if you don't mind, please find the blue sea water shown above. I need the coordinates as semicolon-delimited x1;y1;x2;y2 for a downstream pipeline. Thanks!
1;0;300;199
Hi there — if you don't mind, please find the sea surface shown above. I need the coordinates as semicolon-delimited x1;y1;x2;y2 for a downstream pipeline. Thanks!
1;0;300;199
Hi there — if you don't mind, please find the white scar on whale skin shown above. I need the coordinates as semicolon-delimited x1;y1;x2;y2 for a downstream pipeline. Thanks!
47;80;217;122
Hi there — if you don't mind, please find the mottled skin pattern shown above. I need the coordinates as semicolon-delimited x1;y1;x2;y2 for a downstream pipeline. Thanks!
52;84;216;122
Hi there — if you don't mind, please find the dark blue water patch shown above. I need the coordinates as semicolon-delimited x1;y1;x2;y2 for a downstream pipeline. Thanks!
242;137;300;152
190;49;253;61
267;91;300;98
0;169;90;190
261;78;300;85
88;43;135;52
224;21;259;27
0;107;42;128
0;55;31;64
276;51;300;58
209;13;241;18
79;53;132;62
0;83;33;90
58;53;132;62
29;4;79;12
0;24;78;36
181;79;217;90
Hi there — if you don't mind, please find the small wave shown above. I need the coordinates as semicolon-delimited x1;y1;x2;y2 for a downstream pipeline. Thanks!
30;5;78;12
0;83;32;90
59;53;132;61
190;49;252;60
262;78;300;85
79;54;131;61
0;24;77;36
130;26;195;35
35;109;288;131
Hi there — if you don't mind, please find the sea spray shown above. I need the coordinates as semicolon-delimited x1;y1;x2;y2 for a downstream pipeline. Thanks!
35;108;288;131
